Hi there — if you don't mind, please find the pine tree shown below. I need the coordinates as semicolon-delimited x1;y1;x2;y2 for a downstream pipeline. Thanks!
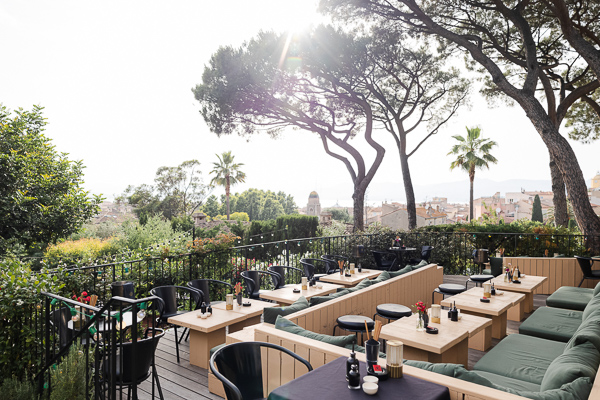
532;195;543;223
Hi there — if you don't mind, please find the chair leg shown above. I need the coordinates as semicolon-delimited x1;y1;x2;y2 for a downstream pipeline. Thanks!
578;277;585;287
178;327;188;344
174;326;180;363
184;329;190;342
153;364;165;400
333;324;338;336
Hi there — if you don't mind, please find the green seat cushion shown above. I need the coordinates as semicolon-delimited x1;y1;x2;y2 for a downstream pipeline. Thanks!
518;307;582;342
482;268;492;275
594;281;600;297
309;289;351;306
472;371;541;392
546;286;594;311
389;266;412;277
370;270;390;284
274;315;356;347
473;334;565;384
263;296;309;324
541;341;600;391
405;361;594;399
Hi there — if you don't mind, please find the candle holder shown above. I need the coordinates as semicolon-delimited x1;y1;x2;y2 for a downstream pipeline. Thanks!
301;277;308;290
226;294;233;310
431;304;441;324
386;340;403;378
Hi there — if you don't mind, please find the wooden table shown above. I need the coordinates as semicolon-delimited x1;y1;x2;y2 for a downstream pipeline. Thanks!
380;313;470;366
440;287;525;339
448;313;493;351
318;269;382;287
212;298;277;333
168;298;273;369
490;274;547;316
259;283;342;305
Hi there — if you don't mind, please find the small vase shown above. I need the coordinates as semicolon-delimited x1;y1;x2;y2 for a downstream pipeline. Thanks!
236;293;242;306
416;312;425;331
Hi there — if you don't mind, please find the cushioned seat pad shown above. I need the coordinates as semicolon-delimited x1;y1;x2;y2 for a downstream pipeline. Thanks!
472;371;542;393
518;307;582;342
473;334;565;385
546;286;593;311
376;304;412;319
438;283;466;294
469;274;494;282
336;315;374;330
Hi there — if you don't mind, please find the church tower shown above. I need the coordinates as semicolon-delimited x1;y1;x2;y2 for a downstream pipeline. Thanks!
307;191;321;216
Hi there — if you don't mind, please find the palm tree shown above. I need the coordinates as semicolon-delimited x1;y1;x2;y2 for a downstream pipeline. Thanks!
210;151;246;220
448;127;498;221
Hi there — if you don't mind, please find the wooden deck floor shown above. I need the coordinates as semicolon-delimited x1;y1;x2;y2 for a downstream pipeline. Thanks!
138;275;548;399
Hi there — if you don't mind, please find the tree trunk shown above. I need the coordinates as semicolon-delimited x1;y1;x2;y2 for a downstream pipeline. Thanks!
520;96;600;250
549;154;569;226
353;188;365;232
469;175;474;222
398;130;417;230
226;176;230;220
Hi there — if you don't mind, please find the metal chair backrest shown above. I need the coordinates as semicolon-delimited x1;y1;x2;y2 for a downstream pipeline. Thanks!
50;307;75;349
188;279;233;304
240;271;276;298
210;341;312;400
576;256;594;277
421;246;434;261
150;286;203;321
267;265;302;289
300;258;328;279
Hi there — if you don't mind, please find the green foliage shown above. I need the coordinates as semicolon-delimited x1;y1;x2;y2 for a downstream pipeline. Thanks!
326;208;352;223
202;195;220;217
214;212;249;222
171;215;194;232
45;238;120;267
49;343;94;400
0;105;103;254
114;215;177;252
531;195;543;223
70;221;121;240
276;215;319;240
120;160;209;220
0;258;65;379
0;375;34;400
210;151;246;220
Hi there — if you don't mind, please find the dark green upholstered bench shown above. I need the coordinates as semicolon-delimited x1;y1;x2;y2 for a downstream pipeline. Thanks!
545;282;600;311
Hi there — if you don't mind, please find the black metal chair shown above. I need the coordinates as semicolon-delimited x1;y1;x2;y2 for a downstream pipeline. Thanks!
187;279;233;304
267;265;303;289
103;328;166;400
300;258;330;281
210;341;312;400
575;256;600;287
50;307;77;350
407;246;434;265
321;254;347;273
485;257;504;277
150;286;203;362
240;270;278;300
432;283;467;307
371;250;395;271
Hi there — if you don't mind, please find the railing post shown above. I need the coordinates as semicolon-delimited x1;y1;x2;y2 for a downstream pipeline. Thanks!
285;226;289;266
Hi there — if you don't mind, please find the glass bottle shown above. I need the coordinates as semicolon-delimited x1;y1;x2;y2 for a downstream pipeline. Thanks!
348;364;360;389
346;348;357;381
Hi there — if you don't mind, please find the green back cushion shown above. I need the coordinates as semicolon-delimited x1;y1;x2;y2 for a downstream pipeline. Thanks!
582;295;600;321
370;270;391;284
274;315;356;347
309;289;351;306
541;341;600;391
389;266;412;277
346;278;373;293
343;343;386;359
566;316;600;352
263;296;309;324
594;282;600;297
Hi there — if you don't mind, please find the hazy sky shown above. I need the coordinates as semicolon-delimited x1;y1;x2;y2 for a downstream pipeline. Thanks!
1;1;598;208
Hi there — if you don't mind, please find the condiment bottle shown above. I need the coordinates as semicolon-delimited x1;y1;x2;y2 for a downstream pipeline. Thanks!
200;302;207;314
348;364;360;389
346;347;358;381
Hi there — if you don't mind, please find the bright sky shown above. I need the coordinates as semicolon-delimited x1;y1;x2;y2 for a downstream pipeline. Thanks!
1;1;598;208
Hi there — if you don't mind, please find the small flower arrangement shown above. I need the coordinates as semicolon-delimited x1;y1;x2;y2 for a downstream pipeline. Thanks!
412;301;426;315
234;282;243;296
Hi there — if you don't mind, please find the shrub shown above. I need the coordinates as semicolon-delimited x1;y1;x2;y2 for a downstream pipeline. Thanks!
0;258;65;380
49;343;94;400
0;375;35;400
45;238;119;267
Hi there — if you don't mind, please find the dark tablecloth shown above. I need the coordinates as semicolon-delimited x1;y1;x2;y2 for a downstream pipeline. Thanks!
268;356;450;400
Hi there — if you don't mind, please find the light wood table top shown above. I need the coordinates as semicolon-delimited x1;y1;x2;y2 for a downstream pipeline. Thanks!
259;282;342;305
168;308;247;334
444;312;493;338
318;269;382;287
490;274;547;293
212;297;277;318
380;313;470;354
440;287;525;316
